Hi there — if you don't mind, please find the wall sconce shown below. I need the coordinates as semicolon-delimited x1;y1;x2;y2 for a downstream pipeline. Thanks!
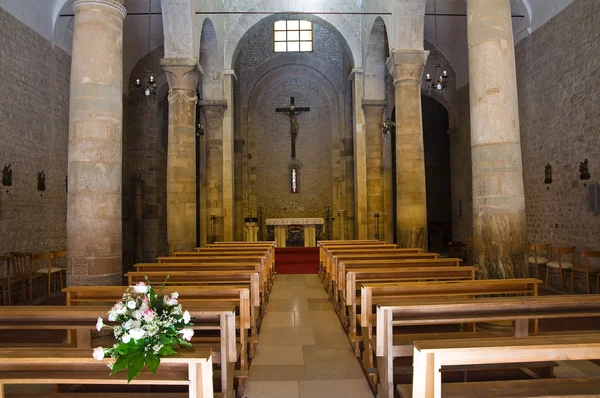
2;164;12;193
382;119;395;138
37;171;46;197
544;164;552;188
196;123;204;138
579;159;591;181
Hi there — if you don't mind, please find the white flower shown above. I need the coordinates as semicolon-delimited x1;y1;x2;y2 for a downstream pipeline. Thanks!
142;309;155;322
180;328;194;341
96;317;104;332
92;347;105;361
108;312;118;322
171;292;179;299
132;281;148;294
113;325;123;337
183;310;191;324
164;295;178;306
129;328;146;340
127;300;137;310
122;334;131;344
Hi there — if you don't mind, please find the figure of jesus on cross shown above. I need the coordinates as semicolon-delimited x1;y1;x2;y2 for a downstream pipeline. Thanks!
276;97;310;159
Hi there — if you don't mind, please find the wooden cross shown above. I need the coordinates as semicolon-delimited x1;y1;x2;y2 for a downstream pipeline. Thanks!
276;97;310;159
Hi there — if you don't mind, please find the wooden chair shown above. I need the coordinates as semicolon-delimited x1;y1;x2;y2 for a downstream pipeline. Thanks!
529;243;550;279
7;253;30;304
53;250;67;287
545;246;575;291
33;252;65;297
571;251;600;294
0;256;9;305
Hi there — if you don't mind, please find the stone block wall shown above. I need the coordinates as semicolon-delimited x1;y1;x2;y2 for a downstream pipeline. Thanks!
0;7;70;254
516;0;600;271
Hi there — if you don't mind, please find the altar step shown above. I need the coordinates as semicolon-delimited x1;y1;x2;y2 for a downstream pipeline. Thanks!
274;247;319;274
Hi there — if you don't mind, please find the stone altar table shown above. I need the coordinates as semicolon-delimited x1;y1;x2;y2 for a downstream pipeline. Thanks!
266;218;324;248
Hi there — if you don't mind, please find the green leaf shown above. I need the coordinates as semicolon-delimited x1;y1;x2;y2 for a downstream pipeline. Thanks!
159;275;170;294
178;340;194;350
145;352;160;374
127;352;145;383
110;351;138;375
158;345;177;356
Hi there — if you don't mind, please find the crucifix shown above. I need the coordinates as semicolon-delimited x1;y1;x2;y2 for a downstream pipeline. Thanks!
276;97;310;159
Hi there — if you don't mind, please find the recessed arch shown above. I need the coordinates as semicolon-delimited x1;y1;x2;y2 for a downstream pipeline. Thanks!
199;18;223;100
364;16;389;101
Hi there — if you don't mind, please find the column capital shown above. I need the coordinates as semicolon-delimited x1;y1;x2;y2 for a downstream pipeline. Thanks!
348;68;363;81
386;49;429;85
73;0;126;19
161;57;199;92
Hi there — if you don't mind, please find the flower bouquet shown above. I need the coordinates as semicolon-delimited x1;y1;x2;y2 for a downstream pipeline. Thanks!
93;278;195;382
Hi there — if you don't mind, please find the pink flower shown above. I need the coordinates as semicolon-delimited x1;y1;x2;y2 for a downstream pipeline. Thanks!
92;347;105;361
142;308;155;322
180;328;194;342
96;317;104;332
140;297;150;311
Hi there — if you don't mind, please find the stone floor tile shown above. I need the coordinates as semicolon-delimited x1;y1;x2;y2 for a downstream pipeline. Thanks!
248;365;306;381
312;330;353;347
245;381;300;398
303;274;322;286
261;311;296;328
299;379;373;398
259;327;316;346
303;345;364;380
554;361;588;378
294;310;342;329
295;286;329;299
268;298;310;312
566;360;600;376
252;345;304;366
307;298;334;311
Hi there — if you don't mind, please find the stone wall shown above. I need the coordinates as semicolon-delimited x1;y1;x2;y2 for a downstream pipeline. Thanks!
234;19;353;238
123;46;169;262
0;7;70;254
516;0;600;274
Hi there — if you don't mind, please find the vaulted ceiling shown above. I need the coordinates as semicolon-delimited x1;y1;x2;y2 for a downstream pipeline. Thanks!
0;0;575;88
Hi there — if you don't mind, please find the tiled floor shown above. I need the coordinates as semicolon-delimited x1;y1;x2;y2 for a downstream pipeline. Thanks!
244;274;373;398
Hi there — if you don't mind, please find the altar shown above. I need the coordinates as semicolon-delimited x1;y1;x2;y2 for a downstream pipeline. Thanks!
266;218;324;248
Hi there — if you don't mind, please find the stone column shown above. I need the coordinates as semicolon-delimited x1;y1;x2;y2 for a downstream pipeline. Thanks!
362;102;386;239
202;102;227;243
67;0;126;286
350;69;367;239
338;210;346;240
467;0;527;279
161;58;199;253
132;175;144;263
222;71;236;241
383;126;395;243
387;50;429;251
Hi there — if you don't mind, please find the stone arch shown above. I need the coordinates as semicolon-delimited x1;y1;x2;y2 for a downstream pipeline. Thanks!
199;18;223;99
124;45;171;262
364;17;389;101
229;12;358;70
242;63;344;227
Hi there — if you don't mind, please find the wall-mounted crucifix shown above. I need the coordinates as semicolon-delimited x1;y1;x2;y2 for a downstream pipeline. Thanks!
275;97;310;159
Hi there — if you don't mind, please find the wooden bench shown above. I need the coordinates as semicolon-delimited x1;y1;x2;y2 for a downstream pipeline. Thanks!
320;245;399;285
376;295;600;398
0;305;234;397
174;249;274;279
335;257;459;307
326;251;436;298
402;334;600;398
361;279;541;367
201;244;276;271
342;266;476;345
317;241;387;278
65;284;253;368
156;256;271;297
0;347;214;398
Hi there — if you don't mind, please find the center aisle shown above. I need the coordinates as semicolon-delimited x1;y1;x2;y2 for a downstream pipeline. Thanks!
244;274;373;398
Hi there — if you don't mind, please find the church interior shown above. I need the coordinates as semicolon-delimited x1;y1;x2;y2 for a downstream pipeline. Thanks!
0;0;599;397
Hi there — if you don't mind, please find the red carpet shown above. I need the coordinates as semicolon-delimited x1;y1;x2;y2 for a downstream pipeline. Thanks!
275;247;319;274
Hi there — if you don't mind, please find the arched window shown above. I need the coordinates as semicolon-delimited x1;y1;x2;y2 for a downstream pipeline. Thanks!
291;167;299;194
274;20;313;53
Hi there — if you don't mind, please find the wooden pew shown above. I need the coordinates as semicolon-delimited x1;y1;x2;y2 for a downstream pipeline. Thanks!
326;250;434;298
403;334;600;398
320;245;399;285
174;249;274;281
0;348;214;398
0;305;234;397
343;266;476;349
335;257;458;307
376;295;600;398
124;271;259;334
361;278;541;368
317;241;383;276
203;243;276;271
156;256;271;297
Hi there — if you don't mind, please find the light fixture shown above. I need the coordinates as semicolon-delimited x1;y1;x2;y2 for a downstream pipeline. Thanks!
580;159;591;180
424;0;450;91
382;119;395;138
544;164;552;184
134;0;157;100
